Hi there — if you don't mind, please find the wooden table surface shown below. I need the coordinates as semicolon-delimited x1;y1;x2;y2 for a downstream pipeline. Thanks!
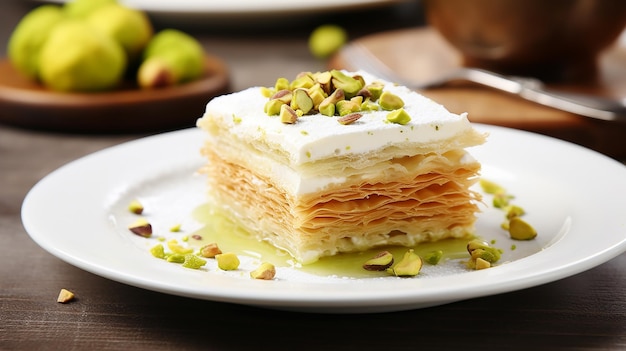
1;1;625;350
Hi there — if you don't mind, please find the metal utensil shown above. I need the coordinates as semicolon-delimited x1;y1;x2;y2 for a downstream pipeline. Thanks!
342;43;626;123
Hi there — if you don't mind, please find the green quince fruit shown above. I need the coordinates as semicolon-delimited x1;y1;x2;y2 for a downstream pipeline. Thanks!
137;29;204;88
38;20;127;91
7;5;65;80
86;3;153;62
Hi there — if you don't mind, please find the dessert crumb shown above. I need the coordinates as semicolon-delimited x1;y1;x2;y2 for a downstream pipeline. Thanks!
57;288;75;304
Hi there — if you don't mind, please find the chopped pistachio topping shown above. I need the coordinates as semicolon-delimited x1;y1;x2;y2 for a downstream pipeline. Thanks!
57;289;75;304
250;262;276;280
466;239;501;270
337;113;363;125
128;199;144;215
182;254;207;269
216;252;240;271
479;179;505;194
167;239;193;254
481;178;537;240
128;218;152;237
166;253;185;263
424;250;443;265
386;108;411;125
150;244;166;259
508;217;538;240
362;251;394;271
389;249;422;277
279;104;298;124
199;243;222;258
261;70;414;124
378;91;404;110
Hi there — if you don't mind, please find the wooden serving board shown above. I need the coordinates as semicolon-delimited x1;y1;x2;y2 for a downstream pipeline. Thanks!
330;28;626;160
0;54;230;134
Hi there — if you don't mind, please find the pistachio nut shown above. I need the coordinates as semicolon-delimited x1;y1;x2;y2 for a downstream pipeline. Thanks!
508;217;538;240
128;218;152;237
279;104;298;124
330;70;363;98
362;250;394;271
182;254;206;269
424;250;443;265
216;252;240;271
290;88;314;115
390;249;422;277
386;108;411;125
379;91;404;110
128;199;144;214
337;113;363;125
250;262;276;280
199;243;222;258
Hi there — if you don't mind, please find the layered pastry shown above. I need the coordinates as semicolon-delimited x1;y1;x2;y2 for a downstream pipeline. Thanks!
196;70;486;264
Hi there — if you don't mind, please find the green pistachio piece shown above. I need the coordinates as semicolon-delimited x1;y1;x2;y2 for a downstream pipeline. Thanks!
199;243;222;258
470;248;498;263
307;84;327;109
360;98;380;112
474;257;491;270
166;253;185;263
260;86;274;98
128;199;144;214
314;71;333;94
250;262;276;280
424;250;443;265
274;77;290;91
318;88;345;116
290;88;314;115
167;239;193;255
386;108;411;125
128;218;152;237
506;205;526;219
264;99;284;116
362;251;394;271
150;244;165;259
466;239;501;263
330;70;363;98
390;249;422;277
290;74;315;90
493;193;514;208
318;100;336;116
336;99;360;116
508;217;538;240
270;89;293;104
182;254;206;269
352;74;366;89
279;104;298;124
379;91;405;110
350;95;363;105
359;82;384;101
216;252;240;271
479;179;506;194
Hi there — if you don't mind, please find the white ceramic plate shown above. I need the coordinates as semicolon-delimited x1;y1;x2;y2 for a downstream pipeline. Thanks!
22;125;626;313
40;0;403;18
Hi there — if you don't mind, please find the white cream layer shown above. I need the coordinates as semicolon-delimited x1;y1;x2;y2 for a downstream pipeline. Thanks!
199;71;474;165
198;71;481;195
